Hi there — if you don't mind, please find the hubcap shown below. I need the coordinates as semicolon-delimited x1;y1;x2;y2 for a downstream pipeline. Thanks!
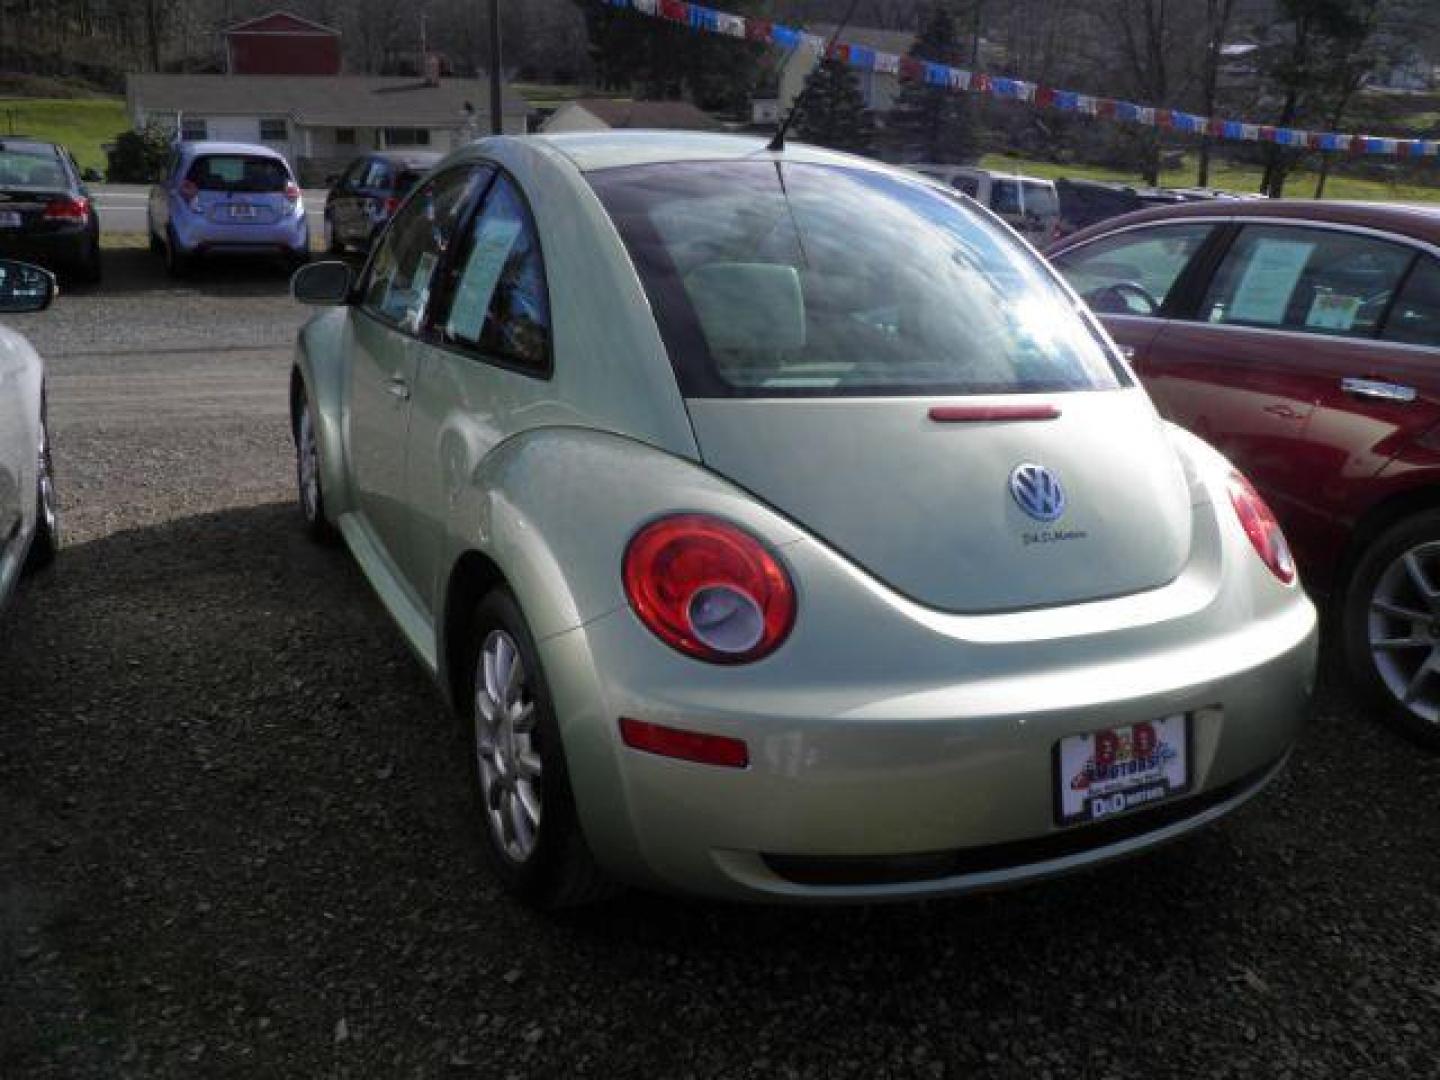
297;410;320;521
1368;541;1440;726
474;629;543;863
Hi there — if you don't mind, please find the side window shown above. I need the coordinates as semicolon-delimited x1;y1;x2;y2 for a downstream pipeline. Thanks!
436;173;552;374
1053;223;1215;316
991;179;1021;216
951;174;979;198
1382;256;1440;348
364;160;394;189
361;166;484;334
1201;225;1414;338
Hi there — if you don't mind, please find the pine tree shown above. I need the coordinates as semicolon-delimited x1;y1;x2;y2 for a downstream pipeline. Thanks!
791;58;878;156
889;1;981;164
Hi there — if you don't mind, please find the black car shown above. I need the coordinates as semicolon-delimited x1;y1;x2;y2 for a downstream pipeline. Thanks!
0;138;101;282
322;151;441;255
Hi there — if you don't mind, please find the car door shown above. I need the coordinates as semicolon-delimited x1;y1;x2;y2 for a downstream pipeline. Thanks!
0;336;32;547
1050;220;1221;371
347;164;488;579
402;168;551;612
1142;222;1438;574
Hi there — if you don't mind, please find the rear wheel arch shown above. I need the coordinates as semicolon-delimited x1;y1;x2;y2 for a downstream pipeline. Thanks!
1334;484;1440;611
441;550;510;715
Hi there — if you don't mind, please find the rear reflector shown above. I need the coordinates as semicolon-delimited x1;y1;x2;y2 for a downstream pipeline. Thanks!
619;717;749;769
929;404;1061;422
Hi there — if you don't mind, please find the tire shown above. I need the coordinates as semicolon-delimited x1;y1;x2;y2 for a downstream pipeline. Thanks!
1342;510;1440;751
74;238;101;284
24;406;59;573
294;387;339;545
148;227;162;256
462;588;615;908
164;226;191;278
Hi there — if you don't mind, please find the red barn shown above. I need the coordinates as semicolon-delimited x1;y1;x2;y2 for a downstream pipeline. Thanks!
225;11;342;76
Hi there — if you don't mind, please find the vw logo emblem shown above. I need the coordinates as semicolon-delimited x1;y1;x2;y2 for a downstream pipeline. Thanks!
1010;463;1066;522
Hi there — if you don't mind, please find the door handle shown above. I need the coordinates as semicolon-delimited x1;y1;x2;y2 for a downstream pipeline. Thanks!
1341;377;1416;403
386;375;411;402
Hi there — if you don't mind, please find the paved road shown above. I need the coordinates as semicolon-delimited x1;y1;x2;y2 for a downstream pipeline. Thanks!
90;183;329;238
1;250;1438;1077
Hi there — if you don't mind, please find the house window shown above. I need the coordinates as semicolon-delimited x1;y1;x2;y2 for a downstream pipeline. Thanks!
259;118;288;142
335;127;356;146
180;117;208;142
383;127;431;147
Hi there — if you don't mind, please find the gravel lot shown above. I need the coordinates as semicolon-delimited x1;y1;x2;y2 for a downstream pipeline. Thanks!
2;248;1439;1078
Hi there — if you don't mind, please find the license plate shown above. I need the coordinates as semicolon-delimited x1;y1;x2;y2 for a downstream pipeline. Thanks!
1054;715;1190;826
0;210;20;228
228;204;258;220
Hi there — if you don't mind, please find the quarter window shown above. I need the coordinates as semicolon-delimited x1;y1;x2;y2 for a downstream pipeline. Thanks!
436;173;552;374
1382;256;1440;348
361;166;484;334
1053;223;1215;317
1201;225;1414;338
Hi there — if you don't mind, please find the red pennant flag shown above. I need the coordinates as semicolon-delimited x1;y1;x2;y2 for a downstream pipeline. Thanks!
1258;125;1276;142
827;42;850;62
971;72;990;93
899;56;924;81
659;0;686;21
745;18;771;42
1034;86;1055;108
1397;140;1413;158
1096;98;1117;118
1307;132;1323;150
1207;118;1225;137
1155;109;1173;129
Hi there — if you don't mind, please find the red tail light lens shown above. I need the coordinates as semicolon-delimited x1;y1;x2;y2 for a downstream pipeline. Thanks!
382;195;401;216
44;196;90;223
284;181;301;202
623;514;796;663
619;718;749;768
1227;471;1295;584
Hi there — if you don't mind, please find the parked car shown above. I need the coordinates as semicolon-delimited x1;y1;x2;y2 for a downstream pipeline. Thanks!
288;132;1315;907
0;259;60;613
1049;199;1440;749
147;141;309;276
0;138;101;283
910;164;1061;245
1054;179;1210;240
322;151;441;256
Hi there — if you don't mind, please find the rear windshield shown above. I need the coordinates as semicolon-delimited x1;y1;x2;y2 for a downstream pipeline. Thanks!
187;155;290;193
992;179;1060;218
0;147;67;190
588;161;1124;398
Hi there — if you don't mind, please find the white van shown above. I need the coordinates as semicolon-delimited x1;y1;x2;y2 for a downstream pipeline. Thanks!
910;165;1061;246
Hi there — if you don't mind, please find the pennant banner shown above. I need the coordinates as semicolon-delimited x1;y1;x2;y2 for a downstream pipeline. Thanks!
599;0;1440;159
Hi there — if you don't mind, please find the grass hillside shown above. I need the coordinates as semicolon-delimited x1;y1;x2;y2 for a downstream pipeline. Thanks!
0;97;128;171
980;152;1440;203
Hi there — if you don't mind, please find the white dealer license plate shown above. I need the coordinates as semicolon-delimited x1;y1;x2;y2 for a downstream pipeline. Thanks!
228;204;258;220
0;210;21;228
1055;715;1190;826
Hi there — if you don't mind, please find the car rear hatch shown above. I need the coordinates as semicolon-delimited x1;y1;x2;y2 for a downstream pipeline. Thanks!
687;391;1190;612
0;146;81;236
187;154;291;226
587;159;1193;614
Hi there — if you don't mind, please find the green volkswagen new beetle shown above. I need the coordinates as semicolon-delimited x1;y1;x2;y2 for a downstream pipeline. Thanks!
289;132;1318;907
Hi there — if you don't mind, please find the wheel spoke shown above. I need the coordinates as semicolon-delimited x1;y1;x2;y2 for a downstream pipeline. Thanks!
515;747;542;780
510;700;536;734
516;782;542;826
510;789;537;851
1402;656;1435;704
1372;598;1429;623
1403;552;1440;609
1373;636;1431;650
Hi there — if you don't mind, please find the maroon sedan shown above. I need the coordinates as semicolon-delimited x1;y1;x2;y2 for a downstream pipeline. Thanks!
1049;199;1440;749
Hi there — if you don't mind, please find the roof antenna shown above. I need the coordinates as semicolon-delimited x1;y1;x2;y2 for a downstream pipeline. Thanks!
768;0;866;153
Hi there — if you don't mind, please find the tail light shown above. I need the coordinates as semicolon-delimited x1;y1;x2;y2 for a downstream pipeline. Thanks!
382;195;401;216
1227;472;1295;584
284;181;301;203
623;514;796;663
179;179;200;210
43;196;90;224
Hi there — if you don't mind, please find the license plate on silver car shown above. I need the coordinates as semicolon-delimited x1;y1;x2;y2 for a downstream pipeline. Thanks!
0;210;21;228
1054;715;1190;826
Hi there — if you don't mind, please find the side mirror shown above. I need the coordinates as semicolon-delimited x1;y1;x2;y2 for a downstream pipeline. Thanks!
292;260;354;305
0;260;57;314
82;167;104;183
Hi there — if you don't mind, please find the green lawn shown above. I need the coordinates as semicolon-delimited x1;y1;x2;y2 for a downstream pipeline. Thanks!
980;151;1440;203
0;97;128;172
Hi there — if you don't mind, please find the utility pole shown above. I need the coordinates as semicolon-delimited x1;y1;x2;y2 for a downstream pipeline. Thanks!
488;0;503;134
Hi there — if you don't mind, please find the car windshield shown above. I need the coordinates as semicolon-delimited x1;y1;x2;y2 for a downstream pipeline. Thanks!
187;154;289;193
0;148;66;190
588;161;1124;398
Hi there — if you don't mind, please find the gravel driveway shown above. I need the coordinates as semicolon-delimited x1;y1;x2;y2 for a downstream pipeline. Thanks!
2;249;1438;1078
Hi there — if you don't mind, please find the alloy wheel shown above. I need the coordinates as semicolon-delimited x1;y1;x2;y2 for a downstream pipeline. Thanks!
37;418;57;538
297;409;321;522
1367;540;1440;727
474;629;543;863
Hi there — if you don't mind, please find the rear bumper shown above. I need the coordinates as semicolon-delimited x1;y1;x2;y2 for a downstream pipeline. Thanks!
0;227;90;268
172;213;308;257
541;584;1317;903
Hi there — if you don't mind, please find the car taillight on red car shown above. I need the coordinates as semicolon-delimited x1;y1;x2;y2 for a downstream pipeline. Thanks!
43;196;90;224
1227;471;1296;584
623;514;796;663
